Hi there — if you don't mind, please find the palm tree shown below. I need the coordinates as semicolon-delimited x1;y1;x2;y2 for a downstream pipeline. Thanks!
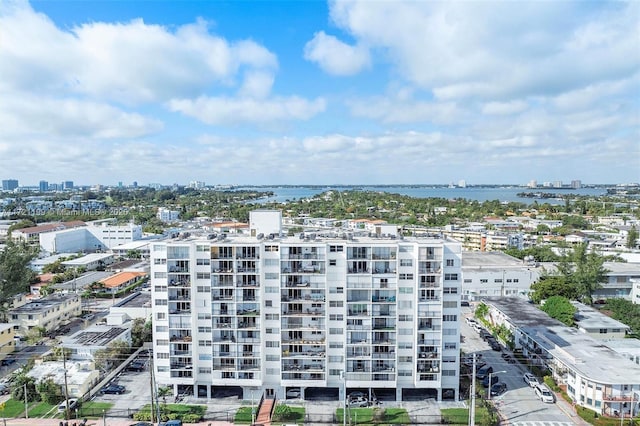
157;386;172;419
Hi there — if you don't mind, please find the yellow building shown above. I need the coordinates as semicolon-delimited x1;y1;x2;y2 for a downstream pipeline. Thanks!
0;323;16;362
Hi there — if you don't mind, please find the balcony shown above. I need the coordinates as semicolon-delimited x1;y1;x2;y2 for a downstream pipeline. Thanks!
602;394;635;402
169;334;192;342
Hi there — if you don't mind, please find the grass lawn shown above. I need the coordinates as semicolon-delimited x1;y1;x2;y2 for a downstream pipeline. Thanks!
334;407;410;425
441;405;496;425
0;398;28;417
272;405;305;423
576;406;640;426
27;401;56;418
77;401;114;418
234;406;253;423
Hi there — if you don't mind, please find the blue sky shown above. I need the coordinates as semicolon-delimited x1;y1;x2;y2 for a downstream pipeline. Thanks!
0;0;638;186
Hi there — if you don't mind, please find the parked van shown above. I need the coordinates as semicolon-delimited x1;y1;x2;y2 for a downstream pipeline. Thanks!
534;384;555;403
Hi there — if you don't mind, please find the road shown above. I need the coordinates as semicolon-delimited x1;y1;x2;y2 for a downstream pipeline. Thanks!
460;306;585;425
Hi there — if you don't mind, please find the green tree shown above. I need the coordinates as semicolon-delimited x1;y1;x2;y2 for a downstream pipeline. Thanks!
627;226;639;249
541;296;577;326
131;317;152;348
0;241;39;317
11;375;38;403
36;378;63;404
530;276;580;304
604;298;640;338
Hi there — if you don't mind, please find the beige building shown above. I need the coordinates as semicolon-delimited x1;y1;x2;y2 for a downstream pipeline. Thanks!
27;360;100;398
0;324;16;361
9;294;81;333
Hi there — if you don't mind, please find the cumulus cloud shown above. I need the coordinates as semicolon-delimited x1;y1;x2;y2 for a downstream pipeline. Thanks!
481;101;529;116
0;2;278;104
304;31;370;76
323;1;639;100
167;96;326;125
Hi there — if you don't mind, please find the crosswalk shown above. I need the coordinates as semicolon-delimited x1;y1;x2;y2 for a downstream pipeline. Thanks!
511;422;576;426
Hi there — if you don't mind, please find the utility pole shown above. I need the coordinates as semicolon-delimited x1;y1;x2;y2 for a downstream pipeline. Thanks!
469;354;476;426
149;353;156;424
23;383;28;418
62;348;70;421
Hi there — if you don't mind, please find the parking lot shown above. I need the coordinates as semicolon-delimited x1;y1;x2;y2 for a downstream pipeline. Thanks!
460;305;585;425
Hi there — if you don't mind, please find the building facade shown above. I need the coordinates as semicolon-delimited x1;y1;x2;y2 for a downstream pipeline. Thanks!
151;212;462;401
9;294;81;333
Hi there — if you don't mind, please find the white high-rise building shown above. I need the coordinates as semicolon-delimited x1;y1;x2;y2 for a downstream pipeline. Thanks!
150;211;462;402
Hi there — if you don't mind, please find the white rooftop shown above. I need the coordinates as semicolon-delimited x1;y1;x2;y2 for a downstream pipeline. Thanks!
571;301;630;332
61;252;114;266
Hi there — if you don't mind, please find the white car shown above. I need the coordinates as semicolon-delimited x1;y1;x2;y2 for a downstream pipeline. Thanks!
57;398;78;413
523;373;539;388
286;389;301;398
534;384;555;403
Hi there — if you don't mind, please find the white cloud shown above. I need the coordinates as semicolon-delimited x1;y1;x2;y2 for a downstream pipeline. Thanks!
482;101;529;116
348;96;462;124
324;1;639;100
0;93;163;139
167;96;326;125
0;3;278;104
304;31;370;76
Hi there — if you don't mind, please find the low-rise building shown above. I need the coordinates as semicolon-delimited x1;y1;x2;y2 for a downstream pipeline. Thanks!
8;294;81;333
0;324;16;362
98;271;147;294
482;297;640;419
61;253;116;271
27;360;100;398
60;323;132;361
109;292;152;321
461;252;541;301
572;301;630;339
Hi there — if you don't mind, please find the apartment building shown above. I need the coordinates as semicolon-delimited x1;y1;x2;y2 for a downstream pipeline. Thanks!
8;294;81;333
0;324;16;362
483;298;640;419
151;210;462;402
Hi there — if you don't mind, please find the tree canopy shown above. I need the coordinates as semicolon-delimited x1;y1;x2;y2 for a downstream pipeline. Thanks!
541;296;576;326
0;241;38;312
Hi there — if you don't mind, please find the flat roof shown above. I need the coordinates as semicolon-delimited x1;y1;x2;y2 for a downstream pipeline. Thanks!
114;292;152;308
571;301;630;331
461;251;525;268
53;271;114;291
61;324;129;347
0;323;14;332
603;262;640;275
111;240;150;251
10;294;79;314
484;297;640;384
62;253;115;266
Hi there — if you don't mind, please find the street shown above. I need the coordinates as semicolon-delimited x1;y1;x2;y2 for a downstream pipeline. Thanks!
460;306;587;425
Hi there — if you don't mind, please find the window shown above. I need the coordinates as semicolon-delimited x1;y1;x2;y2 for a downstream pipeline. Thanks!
513;279;519;283
154;258;167;265
265;300;272;307
399;356;413;363
399;314;413;321
329;342;343;349
329;245;344;252
494;279;503;283
265;273;278;280
329;356;343;363
157;352;169;359
399;273;414;280
265;314;279;320
443;301;457;308
197;272;210;280
265;286;278;293
265;245;279;252
443;287;458;294
156;312;166;320
480;279;488;283
266;355;279;361
329;260;337;266
154;272;167;279
266;341;280;348
196;258;210;265
264;258;279;266
196;286;210;292
464;279;472;283
444;342;457;350
443;315;457;321
329;314;344;321
198;340;212;346
446;259;454;267
156;326;168;332
329;328;343;335
443;328;457;335
155;299;167;306
399;287;413;294
198;368;212;374
198;327;212;333
444;273;458;281
400;259;413;267
157;339;169;346
329;301;344;308
442;370;456;376
330;287;344;294
398;328;412;335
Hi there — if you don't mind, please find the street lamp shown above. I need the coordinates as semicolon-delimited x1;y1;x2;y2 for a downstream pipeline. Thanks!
487;371;506;400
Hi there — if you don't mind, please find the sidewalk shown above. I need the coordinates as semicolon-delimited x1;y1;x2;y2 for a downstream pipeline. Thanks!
1;419;233;426
553;395;591;426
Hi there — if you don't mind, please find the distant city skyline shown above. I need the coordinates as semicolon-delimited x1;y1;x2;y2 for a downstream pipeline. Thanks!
0;0;638;185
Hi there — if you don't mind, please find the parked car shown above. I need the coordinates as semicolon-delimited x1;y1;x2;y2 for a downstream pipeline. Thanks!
523;373;539;387
159;421;182;426
482;374;499;387
476;365;493;380
57;398;78;413
534;384;555;403
286;388;301;398
490;382;507;397
489;341;502;351
126;361;146;372
348;391;366;400
461;301;470;307
1;358;16;366
0;384;9;395
129;423;153;426
102;384;126;394
348;397;369;407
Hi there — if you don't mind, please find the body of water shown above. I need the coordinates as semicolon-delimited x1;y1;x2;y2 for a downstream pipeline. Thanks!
239;186;608;205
